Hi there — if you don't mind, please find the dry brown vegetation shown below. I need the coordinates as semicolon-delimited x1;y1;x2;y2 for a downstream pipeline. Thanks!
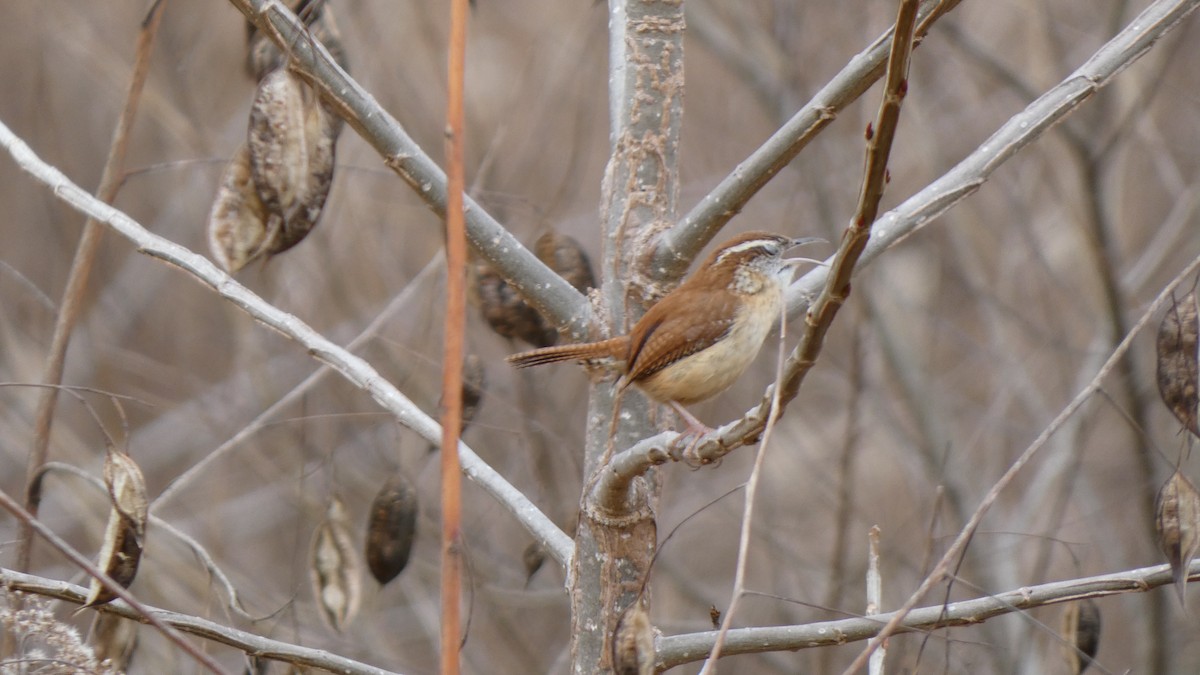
2;0;1200;673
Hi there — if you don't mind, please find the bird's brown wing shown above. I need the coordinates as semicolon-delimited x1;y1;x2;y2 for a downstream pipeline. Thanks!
625;287;736;383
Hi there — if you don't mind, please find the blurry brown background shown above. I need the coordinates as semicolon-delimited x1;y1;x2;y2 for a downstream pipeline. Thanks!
2;1;1200;673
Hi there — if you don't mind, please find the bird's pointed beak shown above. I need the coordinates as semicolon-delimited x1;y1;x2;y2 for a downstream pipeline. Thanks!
783;237;828;269
788;236;825;249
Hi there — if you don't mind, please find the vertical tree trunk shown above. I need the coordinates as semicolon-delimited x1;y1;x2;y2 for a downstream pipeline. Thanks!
569;0;685;672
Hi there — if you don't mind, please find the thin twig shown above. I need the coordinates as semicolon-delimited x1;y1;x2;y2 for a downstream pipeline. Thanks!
865;526;884;675
714;0;919;461
440;0;470;669
20;0;166;573
698;286;790;673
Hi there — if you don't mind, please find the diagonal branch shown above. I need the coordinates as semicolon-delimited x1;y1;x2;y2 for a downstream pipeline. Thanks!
225;0;591;338
650;0;961;277
0;118;574;571
0;567;403;675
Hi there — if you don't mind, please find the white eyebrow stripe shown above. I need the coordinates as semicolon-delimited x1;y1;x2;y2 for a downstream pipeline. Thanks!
715;238;780;263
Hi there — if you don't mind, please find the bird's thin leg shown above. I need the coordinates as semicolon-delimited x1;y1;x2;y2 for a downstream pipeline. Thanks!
670;402;715;465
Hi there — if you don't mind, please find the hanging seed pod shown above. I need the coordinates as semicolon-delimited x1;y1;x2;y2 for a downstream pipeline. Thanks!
83;508;144;608
474;262;559;348
1154;469;1200;605
246;67;340;260
611;601;655;675
245;0;348;83
474;231;594;347
83;449;149;608
310;498;361;630
248;69;309;237
522;541;546;587
1156;292;1200;438
91;612;139;672
535;231;596;294
365;473;419;585
104;448;148;539
427;354;488;453
461;353;487;434
1059;599;1101;674
209;145;272;272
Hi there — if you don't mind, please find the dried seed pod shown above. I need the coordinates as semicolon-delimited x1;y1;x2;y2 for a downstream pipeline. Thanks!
522;541;546;587
310;498;361;630
246;68;340;259
83;448;149;608
474;231;593;347
1059;599;1101;674
104;448;148;539
209;145;272;272
245;0;348;82
427;354;488;453
461;353;487;434
364;473;419;585
83;508;144;608
91;612;139;671
474;262;559;348
535;231;596;294
248;69;309;234
1156;292;1200;437
611;601;655;675
1155;469;1200;605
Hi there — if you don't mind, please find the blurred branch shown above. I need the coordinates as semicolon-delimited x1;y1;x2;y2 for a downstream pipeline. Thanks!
225;0;592;339
655;558;1200;670
651;0;960;278
20;0;166;573
153;253;444;509
0;119;574;571
840;248;1200;673
0;568;402;675
685;0;790;117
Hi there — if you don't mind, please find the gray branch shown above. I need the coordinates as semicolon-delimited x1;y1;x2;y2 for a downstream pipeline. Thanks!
0;567;402;675
0;118;574;571
226;0;592;338
656;559;1200;670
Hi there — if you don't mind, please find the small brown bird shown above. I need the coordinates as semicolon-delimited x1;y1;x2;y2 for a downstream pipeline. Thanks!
507;231;818;433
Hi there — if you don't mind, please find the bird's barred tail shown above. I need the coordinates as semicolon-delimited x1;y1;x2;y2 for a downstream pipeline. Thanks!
506;337;626;368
